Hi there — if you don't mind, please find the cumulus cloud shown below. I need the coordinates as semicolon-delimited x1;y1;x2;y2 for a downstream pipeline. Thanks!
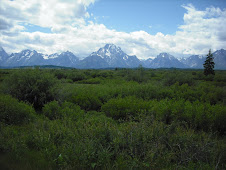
0;18;13;30
0;1;226;59
175;4;226;54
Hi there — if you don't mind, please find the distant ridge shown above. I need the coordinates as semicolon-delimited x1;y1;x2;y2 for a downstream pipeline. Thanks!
0;45;226;69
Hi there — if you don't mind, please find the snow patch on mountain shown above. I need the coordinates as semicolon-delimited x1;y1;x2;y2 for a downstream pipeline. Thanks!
43;54;49;60
26;51;34;60
49;53;59;59
25;51;30;56
123;55;128;60
106;49;111;57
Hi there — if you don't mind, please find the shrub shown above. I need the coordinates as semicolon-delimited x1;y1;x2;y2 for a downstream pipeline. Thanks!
54;70;67;79
78;77;102;84
42;101;62;120
0;94;35;125
164;71;194;86
149;99;176;124
101;96;150;120
125;67;148;83
71;93;102;111
42;101;84;120
67;72;87;82
149;99;226;134
192;71;197;75
3;69;58;110
60;101;84;120
211;104;226;135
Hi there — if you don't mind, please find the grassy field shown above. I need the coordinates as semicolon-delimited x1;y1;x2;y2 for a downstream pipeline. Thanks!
0;68;225;169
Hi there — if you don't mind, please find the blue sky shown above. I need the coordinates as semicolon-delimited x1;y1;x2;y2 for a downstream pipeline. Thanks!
21;0;226;35
88;0;187;35
87;0;226;34
0;0;226;59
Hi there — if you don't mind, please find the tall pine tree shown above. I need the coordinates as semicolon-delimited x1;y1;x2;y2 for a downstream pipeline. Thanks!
203;49;215;76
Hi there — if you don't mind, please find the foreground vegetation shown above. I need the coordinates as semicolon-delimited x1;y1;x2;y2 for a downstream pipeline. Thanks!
0;67;225;169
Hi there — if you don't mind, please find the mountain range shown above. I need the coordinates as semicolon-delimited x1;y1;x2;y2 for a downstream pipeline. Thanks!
0;44;226;69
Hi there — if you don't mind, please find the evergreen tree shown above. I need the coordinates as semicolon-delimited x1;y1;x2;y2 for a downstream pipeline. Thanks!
203;49;215;76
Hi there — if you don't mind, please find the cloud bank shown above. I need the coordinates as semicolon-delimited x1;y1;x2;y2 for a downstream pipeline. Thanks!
0;1;226;59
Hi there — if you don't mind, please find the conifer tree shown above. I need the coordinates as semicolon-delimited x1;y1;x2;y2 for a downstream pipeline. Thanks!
203;49;215;76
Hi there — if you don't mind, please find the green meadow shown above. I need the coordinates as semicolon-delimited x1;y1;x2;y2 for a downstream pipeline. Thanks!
0;68;225;169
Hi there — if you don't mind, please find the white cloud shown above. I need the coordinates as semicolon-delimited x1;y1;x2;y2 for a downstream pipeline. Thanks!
0;0;95;27
176;4;226;54
0;2;226;59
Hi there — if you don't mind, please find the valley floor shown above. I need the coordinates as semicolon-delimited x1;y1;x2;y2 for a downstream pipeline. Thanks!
0;68;225;169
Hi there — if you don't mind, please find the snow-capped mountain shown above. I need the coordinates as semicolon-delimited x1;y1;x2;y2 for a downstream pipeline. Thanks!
142;58;153;68
181;55;205;68
124;55;141;68
213;49;226;69
0;46;9;66
4;49;44;67
0;45;226;69
85;44;141;68
148;53;186;68
78;54;109;69
180;49;226;69
45;51;79;67
1;48;79;67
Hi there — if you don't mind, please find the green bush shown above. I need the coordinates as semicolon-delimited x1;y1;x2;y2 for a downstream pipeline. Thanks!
3;69;58;110
42;101;84;120
210;104;226;135
0;94;35;125
71;93;102;111
101;96;150;120
60;101;84;120
42;101;61;120
125;67;148;83
54;70;67;79
164;71;194;86
78;77;103;84
149;99;226;134
149;99;177;124
67;71;87;82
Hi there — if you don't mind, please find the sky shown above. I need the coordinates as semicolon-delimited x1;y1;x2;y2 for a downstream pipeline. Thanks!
0;0;226;59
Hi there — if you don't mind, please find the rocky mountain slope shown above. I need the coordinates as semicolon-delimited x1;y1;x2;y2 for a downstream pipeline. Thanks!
0;45;225;69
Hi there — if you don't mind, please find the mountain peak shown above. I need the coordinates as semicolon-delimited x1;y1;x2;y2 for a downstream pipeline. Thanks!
47;53;59;59
0;46;4;52
0;46;9;64
91;44;124;59
157;53;174;59
103;44;122;53
21;49;32;52
104;43;116;48
61;51;74;55
214;49;226;55
20;49;38;57
88;44;140;68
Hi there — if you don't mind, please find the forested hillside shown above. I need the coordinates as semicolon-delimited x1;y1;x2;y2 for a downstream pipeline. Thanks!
0;68;225;169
